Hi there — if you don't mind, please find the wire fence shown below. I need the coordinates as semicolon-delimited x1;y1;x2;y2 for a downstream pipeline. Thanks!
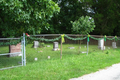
0;33;26;70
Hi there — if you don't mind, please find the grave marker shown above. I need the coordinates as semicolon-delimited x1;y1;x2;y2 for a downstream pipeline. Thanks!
98;39;105;50
112;42;117;48
34;41;39;48
9;43;21;57
53;42;59;51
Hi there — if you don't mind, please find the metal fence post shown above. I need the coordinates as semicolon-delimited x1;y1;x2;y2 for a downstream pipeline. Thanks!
21;37;24;66
23;33;26;66
87;36;89;55
87;41;89;55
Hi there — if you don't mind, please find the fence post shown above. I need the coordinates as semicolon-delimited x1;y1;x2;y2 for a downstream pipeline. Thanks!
87;35;90;55
21;37;24;66
23;33;26;66
60;34;65;59
60;37;62;59
87;41;89;55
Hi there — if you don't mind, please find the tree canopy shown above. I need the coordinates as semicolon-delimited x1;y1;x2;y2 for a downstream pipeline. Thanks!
71;16;95;35
0;0;120;37
90;0;120;35
0;0;60;37
41;0;87;34
41;0;120;36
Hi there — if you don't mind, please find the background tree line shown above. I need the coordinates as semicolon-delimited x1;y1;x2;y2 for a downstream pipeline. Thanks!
41;0;120;36
0;0;120;37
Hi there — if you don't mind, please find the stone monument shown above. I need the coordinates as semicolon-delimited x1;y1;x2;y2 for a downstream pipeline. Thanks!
112;42;117;48
53;42;59;51
9;43;22;57
34;41;39;48
98;39;105;50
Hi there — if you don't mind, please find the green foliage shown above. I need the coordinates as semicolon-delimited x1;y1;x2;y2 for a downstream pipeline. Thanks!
39;42;45;47
90;0;120;35
1;0;120;36
0;0;60;37
0;34;118;46
41;0;87;34
106;50;109;54
65;35;87;40
41;0;120;36
71;16;95;35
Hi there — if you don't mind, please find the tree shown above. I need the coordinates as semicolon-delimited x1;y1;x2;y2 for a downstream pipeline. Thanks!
0;0;60;37
71;16;95;35
41;0;87;34
41;0;120;36
89;0;120;36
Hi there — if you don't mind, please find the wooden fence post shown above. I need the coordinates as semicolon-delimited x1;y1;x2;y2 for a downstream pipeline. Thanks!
60;37;62;59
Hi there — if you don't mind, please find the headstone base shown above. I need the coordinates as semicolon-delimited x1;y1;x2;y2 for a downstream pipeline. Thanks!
9;53;22;57
53;48;60;51
98;46;105;50
68;47;75;49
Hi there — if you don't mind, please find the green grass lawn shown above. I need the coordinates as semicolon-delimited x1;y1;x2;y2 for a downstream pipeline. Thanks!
0;43;120;80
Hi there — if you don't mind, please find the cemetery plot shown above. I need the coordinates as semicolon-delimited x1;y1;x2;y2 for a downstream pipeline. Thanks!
25;34;120;63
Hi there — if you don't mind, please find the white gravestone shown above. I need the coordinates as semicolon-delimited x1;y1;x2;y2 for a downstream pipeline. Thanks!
53;42;59;51
34;41;39;48
112;42;117;48
98;39;105;50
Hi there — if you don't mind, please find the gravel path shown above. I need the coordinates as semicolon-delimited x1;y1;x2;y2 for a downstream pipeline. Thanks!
70;63;120;80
